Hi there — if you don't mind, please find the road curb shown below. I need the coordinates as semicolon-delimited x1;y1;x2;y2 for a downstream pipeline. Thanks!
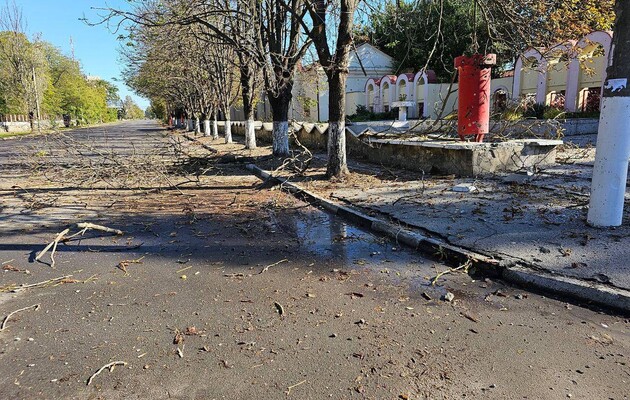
245;163;630;313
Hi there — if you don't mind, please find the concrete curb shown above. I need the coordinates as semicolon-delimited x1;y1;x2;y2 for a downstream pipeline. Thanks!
245;163;630;313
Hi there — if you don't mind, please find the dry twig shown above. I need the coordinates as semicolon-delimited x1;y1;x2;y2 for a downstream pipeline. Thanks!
0;304;40;331
86;361;128;386
259;258;288;274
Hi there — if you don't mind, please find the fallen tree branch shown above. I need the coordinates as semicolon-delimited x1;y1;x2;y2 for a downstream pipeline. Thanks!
36;222;124;267
86;361;128;386
0;304;40;331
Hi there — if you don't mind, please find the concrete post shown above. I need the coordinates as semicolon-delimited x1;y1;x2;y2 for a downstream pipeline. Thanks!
588;0;630;227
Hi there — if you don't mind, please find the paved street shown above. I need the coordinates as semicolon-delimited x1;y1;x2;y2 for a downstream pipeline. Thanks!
0;121;628;399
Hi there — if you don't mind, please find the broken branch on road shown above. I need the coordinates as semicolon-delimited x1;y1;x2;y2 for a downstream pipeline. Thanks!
36;222;124;267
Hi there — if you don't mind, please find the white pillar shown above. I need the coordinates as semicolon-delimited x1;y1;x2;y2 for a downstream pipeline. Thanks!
588;95;630;226
398;106;408;122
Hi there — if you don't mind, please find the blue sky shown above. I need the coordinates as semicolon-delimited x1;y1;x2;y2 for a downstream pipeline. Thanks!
16;0;149;109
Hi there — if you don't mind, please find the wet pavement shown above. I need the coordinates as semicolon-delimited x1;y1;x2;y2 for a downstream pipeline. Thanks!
0;121;628;399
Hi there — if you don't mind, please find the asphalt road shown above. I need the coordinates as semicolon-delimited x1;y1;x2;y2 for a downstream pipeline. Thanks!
0;121;628;399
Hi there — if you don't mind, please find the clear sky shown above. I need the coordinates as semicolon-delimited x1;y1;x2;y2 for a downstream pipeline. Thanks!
15;0;149;110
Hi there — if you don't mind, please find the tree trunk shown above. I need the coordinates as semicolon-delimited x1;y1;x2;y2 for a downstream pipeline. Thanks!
326;72;350;178
245;119;256;149
588;0;630;227
224;114;232;143
268;87;292;157
212;114;219;140
203;119;210;136
194;117;201;135
241;64;257;149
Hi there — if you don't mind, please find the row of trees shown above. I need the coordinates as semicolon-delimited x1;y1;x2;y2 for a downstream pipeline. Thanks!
0;2;145;128
103;0;614;179
101;0;357;178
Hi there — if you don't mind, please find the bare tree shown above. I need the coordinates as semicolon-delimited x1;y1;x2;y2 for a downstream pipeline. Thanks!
301;0;360;178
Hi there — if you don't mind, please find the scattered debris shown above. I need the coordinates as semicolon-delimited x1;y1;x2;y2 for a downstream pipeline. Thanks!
443;292;455;302
176;265;193;274
274;302;284;316
259;258;288;274
184;326;202;336
461;311;479;323
2;265;30;274
117;256;145;276
0;304;40;331
86;361;127;386
173;330;184;344
421;292;432;300
176;347;184;358
431;260;472;285
5;275;74;293
346;292;364;299
285;379;307;396
452;184;477;193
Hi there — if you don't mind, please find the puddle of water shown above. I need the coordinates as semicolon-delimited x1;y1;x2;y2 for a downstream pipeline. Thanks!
290;207;448;298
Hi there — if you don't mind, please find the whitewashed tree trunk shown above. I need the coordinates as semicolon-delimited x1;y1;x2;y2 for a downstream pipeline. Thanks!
327;121;349;176
194;117;201;134
203;119;211;136
187;119;194;131
224;118;232;143
212;117;219;140
272;121;289;156
245;119;256;149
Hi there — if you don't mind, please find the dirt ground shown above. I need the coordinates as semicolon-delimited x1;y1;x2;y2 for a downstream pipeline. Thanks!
0;122;628;400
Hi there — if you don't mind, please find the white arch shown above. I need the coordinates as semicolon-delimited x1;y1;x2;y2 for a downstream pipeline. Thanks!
365;78;381;112
380;75;397;112
513;48;547;104
413;70;435;118
396;73;415;102
566;31;613;112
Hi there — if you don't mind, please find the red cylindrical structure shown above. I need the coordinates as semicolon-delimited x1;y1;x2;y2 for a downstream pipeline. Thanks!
455;54;496;142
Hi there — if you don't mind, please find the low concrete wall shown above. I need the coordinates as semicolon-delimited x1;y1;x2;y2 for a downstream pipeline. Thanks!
225;120;562;177
0;119;65;133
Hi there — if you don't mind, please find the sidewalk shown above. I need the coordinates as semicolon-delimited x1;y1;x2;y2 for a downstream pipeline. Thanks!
183;132;630;311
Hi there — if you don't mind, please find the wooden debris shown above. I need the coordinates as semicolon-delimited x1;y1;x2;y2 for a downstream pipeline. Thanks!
37;222;124;267
86;361;127;386
0;304;40;331
431;260;472;286
75;222;124;236
117;256;145;276
36;228;70;268
259;258;288;274
9;275;74;293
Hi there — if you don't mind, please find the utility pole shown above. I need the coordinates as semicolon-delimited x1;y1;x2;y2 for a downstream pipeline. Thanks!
31;65;41;132
588;0;630;227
